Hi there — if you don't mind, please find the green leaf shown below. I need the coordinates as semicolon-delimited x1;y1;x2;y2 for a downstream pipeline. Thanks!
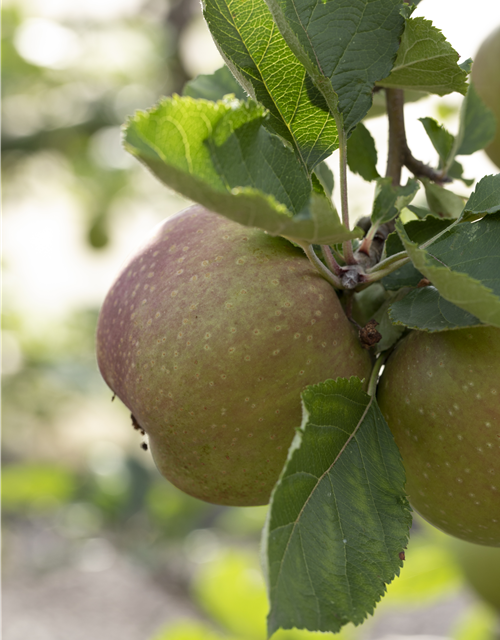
389;286;483;331
455;82;497;156
422;179;465;218
462;174;500;221
407;204;433;219
346;122;379;181
371;177;419;227
382;262;422;291
459;58;473;74
377;17;468;96
203;0;338;173
264;0;405;133
419;117;454;166
396;214;500;327
183;65;247;102
313;161;334;197
124;96;359;244
382;216;455;290
447;160;474;187
263;377;411;636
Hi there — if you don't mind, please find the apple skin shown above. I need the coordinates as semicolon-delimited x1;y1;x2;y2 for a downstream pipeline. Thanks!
449;537;500;610
96;205;372;506
472;25;500;169
377;327;500;546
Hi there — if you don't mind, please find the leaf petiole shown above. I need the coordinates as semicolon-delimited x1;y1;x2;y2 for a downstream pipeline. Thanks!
296;241;343;289
367;250;409;274
367;351;391;397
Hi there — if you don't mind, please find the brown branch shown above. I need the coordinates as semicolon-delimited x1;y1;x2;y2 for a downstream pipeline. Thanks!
353;88;452;271
385;88;451;186
385;88;406;187
403;150;452;185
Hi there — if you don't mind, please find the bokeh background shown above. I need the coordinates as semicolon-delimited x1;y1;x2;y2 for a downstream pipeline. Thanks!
2;0;500;639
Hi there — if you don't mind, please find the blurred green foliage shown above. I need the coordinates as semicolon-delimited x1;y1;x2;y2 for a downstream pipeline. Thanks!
2;463;76;511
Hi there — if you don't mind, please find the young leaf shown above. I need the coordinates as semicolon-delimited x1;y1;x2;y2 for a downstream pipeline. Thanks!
183;65;247;101
203;0;338;173
377;17;468;96
406;204;433;219
371;178;419;227
455;83;497;157
264;0;405;133
346;122;380;182
313;161;335;197
263;377;411;636
462;174;500;221
396;214;500;327
389;286;483;331
422;179;465;218
124;96;358;244
419;117;454;167
447;160;474;187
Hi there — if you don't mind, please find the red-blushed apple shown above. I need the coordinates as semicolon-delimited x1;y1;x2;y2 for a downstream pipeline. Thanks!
96;205;373;506
377;327;500;546
472;25;500;169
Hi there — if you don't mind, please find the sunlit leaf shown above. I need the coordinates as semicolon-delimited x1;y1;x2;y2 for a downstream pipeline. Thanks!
124;96;359;244
204;0;339;173
265;0;405;133
377;17;468;95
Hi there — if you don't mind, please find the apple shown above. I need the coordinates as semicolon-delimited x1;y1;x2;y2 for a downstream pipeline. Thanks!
96;205;373;506
471;25;500;169
449;537;500;610
377;326;500;546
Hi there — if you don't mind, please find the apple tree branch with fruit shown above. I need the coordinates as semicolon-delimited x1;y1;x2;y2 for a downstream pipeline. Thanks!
95;0;500;636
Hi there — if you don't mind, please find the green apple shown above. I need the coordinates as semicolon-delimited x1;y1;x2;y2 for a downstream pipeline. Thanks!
449;537;500;610
96;205;373;506
472;25;500;169
377;327;500;546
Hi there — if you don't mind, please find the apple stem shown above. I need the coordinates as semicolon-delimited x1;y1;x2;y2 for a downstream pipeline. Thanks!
362;256;411;285
299;242;343;289
321;245;344;276
367;351;391;397
367;250;409;275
